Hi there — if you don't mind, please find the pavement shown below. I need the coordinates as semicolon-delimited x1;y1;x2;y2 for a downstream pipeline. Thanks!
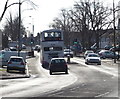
0;53;34;80
0;68;30;79
102;59;120;66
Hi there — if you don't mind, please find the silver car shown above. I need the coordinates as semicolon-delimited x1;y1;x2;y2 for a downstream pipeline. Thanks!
84;50;94;59
98;50;118;59
7;56;26;73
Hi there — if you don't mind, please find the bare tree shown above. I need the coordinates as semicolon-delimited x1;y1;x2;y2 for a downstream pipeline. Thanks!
49;9;76;46
3;12;26;41
50;0;113;49
0;0;37;22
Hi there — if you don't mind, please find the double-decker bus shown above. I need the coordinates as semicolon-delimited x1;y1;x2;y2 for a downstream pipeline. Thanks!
40;29;64;67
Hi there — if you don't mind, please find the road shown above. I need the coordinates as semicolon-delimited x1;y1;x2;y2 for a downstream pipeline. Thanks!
0;51;119;98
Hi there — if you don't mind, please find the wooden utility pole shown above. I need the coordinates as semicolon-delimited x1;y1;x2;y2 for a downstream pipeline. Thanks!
113;0;116;63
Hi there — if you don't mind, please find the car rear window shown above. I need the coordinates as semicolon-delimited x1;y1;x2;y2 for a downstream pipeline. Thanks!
52;59;66;64
10;58;23;62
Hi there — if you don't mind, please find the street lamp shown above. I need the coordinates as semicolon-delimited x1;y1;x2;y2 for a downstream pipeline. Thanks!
22;8;33;13
29;16;34;35
29;16;34;53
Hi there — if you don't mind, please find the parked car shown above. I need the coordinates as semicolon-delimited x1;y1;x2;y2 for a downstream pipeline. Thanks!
104;45;113;50
49;58;68;75
85;53;101;65
34;45;40;52
84;50;94;59
7;56;26;73
109;45;120;52
64;49;73;58
22;44;26;49
9;47;17;51
98;50;118;59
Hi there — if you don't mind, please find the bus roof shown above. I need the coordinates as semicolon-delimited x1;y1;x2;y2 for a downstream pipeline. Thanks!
42;29;63;33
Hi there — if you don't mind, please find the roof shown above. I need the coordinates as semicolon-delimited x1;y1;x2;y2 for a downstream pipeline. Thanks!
42;29;63;33
10;56;23;59
51;58;65;60
87;53;98;55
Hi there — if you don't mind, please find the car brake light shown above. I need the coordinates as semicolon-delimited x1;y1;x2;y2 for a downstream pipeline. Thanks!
8;62;12;64
21;62;25;65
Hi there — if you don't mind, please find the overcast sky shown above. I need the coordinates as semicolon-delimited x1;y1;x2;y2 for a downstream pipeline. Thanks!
0;0;120;36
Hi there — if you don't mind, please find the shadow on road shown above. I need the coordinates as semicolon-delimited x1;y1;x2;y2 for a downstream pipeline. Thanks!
50;72;69;75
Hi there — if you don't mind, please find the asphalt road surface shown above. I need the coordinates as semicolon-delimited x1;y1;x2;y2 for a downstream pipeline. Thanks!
0;51;119;99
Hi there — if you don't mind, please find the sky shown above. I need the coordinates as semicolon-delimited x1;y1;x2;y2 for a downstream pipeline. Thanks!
0;0;120;36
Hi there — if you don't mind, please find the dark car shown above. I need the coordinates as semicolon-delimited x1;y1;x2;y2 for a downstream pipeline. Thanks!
49;58;68;75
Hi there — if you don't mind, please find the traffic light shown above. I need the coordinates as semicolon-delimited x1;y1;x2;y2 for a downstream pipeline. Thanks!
73;39;78;44
31;38;34;44
74;41;78;44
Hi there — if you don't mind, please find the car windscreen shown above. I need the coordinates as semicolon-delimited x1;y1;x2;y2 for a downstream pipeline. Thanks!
88;54;99;57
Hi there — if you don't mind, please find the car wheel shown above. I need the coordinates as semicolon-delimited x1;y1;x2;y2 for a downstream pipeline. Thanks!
103;57;106;59
85;62;88;65
98;63;101;65
65;69;68;74
71;55;73;58
50;70;52;75
7;69;9;72
22;70;26;74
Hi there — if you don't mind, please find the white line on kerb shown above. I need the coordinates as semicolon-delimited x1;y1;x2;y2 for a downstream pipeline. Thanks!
95;92;110;97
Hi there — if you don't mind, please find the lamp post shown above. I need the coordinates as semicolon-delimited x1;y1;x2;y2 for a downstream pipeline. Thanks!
29;16;34;36
113;0;116;63
29;16;34;56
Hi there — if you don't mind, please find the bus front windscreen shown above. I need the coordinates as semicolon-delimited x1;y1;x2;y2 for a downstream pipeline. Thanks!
44;32;62;41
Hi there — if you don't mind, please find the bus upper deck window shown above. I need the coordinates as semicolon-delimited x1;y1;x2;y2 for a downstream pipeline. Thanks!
44;32;62;41
44;33;49;37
